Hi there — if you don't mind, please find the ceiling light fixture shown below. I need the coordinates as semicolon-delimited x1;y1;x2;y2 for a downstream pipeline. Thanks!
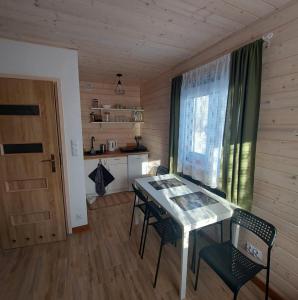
115;73;125;95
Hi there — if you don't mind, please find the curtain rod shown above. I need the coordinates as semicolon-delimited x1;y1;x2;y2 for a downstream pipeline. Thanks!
172;32;274;79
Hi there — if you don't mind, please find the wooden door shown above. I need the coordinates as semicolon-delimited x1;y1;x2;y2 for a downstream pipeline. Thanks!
0;78;66;249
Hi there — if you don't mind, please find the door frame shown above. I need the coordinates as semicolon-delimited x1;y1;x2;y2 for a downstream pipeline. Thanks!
0;74;72;234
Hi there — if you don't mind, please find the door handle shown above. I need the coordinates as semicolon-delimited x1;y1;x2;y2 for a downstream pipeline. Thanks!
41;154;56;172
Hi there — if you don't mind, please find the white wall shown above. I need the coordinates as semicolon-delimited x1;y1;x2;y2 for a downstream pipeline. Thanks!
0;38;87;230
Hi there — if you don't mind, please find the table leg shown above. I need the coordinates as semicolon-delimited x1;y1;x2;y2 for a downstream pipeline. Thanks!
180;230;189;300
134;196;141;225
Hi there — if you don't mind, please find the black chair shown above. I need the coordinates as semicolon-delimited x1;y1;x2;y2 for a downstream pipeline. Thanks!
156;165;169;176
141;202;181;288
129;184;167;255
194;208;277;300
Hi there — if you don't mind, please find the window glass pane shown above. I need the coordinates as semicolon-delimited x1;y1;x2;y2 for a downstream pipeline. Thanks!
0;104;40;115
3;143;43;154
178;54;230;188
193;96;209;154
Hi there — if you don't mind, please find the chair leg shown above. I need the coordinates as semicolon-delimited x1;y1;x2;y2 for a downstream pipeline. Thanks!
194;256;201;290
233;291;238;300
140;213;150;258
129;195;137;237
220;220;223;243
265;268;270;300
191;230;198;273
138;210;148;256
153;241;164;288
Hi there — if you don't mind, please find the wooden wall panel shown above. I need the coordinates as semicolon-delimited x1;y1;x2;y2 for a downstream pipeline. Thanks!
80;81;141;150
0;0;291;83
140;2;298;298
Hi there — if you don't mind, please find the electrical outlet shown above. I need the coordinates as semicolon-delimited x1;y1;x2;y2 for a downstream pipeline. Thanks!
246;241;263;261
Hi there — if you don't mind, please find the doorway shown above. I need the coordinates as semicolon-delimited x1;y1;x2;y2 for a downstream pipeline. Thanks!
0;78;66;249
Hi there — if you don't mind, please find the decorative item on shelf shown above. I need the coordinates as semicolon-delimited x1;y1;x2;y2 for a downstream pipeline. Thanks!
91;98;99;109
138;111;143;121
103;111;110;122
94;112;102;122
114;74;125;95
131;110;143;122
90;112;95;122
103;104;112;109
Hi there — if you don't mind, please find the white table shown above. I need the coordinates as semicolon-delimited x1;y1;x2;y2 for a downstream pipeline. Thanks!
135;174;237;300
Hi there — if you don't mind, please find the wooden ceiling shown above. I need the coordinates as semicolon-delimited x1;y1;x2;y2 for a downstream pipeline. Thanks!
0;0;292;84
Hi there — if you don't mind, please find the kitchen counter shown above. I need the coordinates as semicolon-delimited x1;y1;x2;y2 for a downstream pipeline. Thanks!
84;151;149;195
84;150;149;160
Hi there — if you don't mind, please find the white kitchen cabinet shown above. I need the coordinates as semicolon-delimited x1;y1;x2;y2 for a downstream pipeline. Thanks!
84;156;128;196
105;157;128;194
84;153;148;196
127;154;148;191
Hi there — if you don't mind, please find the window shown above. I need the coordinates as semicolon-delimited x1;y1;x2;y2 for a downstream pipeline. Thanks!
177;54;230;188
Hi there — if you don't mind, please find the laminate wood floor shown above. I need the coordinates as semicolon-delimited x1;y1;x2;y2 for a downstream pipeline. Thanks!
0;192;267;300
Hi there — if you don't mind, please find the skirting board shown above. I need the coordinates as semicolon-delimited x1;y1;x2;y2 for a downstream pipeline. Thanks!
251;277;285;300
72;224;90;234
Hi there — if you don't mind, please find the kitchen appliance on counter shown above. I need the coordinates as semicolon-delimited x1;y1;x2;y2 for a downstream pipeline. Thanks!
99;143;106;154
119;145;147;153
107;139;117;152
119;136;148;153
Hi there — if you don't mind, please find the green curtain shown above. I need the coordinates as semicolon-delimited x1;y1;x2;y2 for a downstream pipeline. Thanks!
168;75;182;173
221;39;263;210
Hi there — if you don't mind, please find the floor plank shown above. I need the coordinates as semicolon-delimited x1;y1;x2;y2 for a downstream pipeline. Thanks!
0;192;267;299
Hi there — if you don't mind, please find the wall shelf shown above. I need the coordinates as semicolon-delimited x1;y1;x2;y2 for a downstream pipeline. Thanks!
90;106;144;126
91;107;144;112
91;121;144;124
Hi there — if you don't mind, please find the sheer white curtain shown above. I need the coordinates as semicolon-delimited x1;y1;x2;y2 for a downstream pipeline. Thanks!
177;54;230;188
